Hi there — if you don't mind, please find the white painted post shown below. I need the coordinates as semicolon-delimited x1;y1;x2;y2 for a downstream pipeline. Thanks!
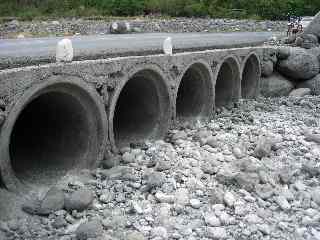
163;37;173;55
56;38;74;63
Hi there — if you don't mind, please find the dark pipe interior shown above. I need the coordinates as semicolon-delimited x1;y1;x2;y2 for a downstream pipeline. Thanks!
113;71;164;147
215;58;239;108
10;92;90;185
176;64;211;120
242;55;260;98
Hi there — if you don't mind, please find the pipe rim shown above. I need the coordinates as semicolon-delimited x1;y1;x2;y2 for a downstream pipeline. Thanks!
214;55;241;109
174;60;214;121
0;76;107;191
108;64;172;152
240;52;261;99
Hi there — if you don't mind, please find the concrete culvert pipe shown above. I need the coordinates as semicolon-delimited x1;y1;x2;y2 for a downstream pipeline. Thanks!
110;69;171;149
0;77;107;191
241;53;261;98
215;57;240;108
176;62;213;121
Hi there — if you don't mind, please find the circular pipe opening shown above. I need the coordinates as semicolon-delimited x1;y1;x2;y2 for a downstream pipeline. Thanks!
10;92;90;184
241;54;260;98
176;63;213;121
112;69;170;148
215;57;240;108
0;78;107;189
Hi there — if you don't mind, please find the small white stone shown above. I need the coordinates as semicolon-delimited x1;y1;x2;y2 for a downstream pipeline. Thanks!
258;224;271;235
99;192;113;204
275;196;291;211
204;214;221;227
151;226;168;239
17;34;25;39
244;195;255;203
163;37;173;55
111;22;118;30
190;199;201;209
125;22;131;31
223;192;236;207
295;227;307;237
245;214;263;224
131;201;143;215
311;229;320;240
219;212;235;225
207;227;227;239
56;38;73;62
234;203;247;216
155;192;174;203
174;188;189;206
212;204;225;212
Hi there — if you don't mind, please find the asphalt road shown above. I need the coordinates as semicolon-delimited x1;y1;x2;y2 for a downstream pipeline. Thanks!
0;32;278;69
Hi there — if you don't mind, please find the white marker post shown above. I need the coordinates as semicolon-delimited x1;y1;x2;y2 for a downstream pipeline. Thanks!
163;37;173;55
56;38;74;63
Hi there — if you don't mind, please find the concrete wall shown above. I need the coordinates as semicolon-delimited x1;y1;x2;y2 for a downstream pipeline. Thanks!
0;46;265;191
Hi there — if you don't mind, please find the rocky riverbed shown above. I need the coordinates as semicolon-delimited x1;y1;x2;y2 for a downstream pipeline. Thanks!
1;95;320;240
0;17;287;39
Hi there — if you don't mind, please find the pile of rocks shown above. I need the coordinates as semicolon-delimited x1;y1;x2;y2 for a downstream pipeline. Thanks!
261;12;320;98
1;95;320;240
0;17;287;39
260;46;320;98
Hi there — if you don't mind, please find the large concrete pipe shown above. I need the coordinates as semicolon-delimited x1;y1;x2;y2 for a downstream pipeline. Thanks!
109;68;171;150
241;53;261;98
0;76;107;191
215;56;241;108
175;62;214;121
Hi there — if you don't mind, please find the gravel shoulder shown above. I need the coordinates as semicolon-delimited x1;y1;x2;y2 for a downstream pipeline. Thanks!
0;17;287;39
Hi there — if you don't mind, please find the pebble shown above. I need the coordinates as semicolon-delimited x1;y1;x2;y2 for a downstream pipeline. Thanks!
204;214;221;227
64;188;94;211
189;199;201;209
155;192;174;203
311;188;320;206
151;226;168;239
223;192;236;207
175;188;189;206
127;231;146;240
75;220;103;240
275;195;291;211
206;227;228;239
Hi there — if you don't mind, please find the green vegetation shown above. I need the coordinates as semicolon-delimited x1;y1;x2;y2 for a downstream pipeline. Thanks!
0;0;319;21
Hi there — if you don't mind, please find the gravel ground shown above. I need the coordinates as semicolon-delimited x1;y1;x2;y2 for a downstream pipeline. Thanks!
0;17;287;39
1;95;320;240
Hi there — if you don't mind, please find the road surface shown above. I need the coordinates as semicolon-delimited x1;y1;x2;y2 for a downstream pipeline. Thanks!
0;32;278;69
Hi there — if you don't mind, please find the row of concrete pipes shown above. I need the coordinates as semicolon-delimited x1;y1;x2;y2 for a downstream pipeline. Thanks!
0;46;263;192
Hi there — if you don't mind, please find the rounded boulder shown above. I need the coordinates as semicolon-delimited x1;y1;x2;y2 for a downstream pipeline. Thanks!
276;48;319;80
260;72;294;97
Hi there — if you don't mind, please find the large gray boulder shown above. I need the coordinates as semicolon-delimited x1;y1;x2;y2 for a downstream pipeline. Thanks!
276;48;319;80
304;12;320;40
298;74;320;95
306;47;320;63
110;21;131;34
260;72;294;97
277;46;291;60
298;34;319;49
261;60;274;77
